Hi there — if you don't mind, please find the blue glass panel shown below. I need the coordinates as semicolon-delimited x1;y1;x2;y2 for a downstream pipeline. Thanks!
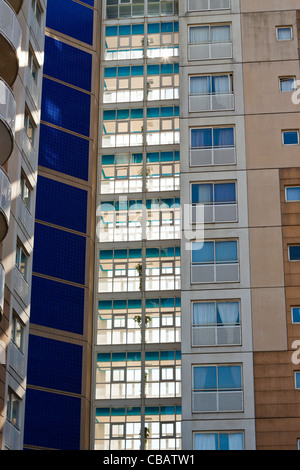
35;176;87;233
192;242;214;263
289;246;300;260
213;127;234;147
214;183;236;203
27;335;82;394
106;26;117;36
161;22;173;32
111;408;126;416
147;64;160;75
292;307;300;323
148;23;159;34
132;66;144;76
161;63;173;74
160;406;175;415
102;155;115;165
283;131;299;145
23;389;81;450
194;366;217;390
32;223;86;285
97;353;111;362
41;78;91;137
96;408;110;417
161;151;174;161
191;128;212;148
132;24;144;35
44;36;92;91
99;300;113;310
147;107;159;118
38;124;89;181
145;351;159;361
145;407;160;415
103;110;116;120
118;66;130;77
112;353;126;362
219;433;243;450
114;300;127;309
104;67;117;77
147;152;159;162
127;352;141;361
30;276;84;334
215;241;237;263
99;250;113;260
46;0;93;45
286;187;300;201
129;249;142;258
161;351;174;360
131;108;143;119
127;407;141;415
117;109;130;120
146;299;160;308
218;365;241;390
119;25;131;35
161;106;173;117
296;372;300;389
128;299;142;309
192;183;213;204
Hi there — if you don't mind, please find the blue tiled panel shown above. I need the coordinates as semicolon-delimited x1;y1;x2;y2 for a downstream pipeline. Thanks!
38;124;89;181
44;36;92;92
41;77;91;137
32;223;86;285
46;0;94;45
24;389;81;450
35;176;87;233
27;335;82;394
30;275;84;334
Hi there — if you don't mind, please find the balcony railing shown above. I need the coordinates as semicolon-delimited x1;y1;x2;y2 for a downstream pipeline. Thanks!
6;0;23;14
0;262;5;318
0;167;11;242
192;390;243;412
188;42;232;61
0;0;22;86
191;262;239;283
190;146;236;166
0;78;16;164
192;324;241;346
188;0;231;11
189;92;234;112
191;203;238;224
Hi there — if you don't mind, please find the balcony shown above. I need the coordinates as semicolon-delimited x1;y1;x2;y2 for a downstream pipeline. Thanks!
0;78;16;164
0;261;5;319
189;92;234;112
191;262;239;283
190;146;236;166
6;0;23;14
188;0;231;11
191;203;238;223
188;42;232;61
0;167;11;242
0;0;22;86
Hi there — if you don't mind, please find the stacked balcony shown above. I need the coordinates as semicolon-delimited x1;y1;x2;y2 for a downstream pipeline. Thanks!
0;0;23;314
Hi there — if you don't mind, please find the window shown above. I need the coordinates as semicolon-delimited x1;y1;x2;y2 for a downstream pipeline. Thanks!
276;26;292;41
286;187;300;202
191;181;237;223
192;364;243;412
15;242;28;280
103;66;144;104
11;313;24;352
282;130;299;146
188;24;232;60
24;108;35;147
6;390;20;429
292;307;300;324
289;246;300;261
295;372;300;389
147;22;179;59
190;126;235;166
20;173;31;211
189;74;234;111
28;47;39;83
191;240;239;283
31;0;42;26
192;301;241;346
192;240;238;265
279;77;296;92
194;432;244;450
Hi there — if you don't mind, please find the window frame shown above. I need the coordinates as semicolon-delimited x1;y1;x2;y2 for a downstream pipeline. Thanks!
276;26;293;41
282;130;299;146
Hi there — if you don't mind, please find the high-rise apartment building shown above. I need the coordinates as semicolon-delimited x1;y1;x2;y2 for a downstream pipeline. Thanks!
1;0;300;451
0;0;46;449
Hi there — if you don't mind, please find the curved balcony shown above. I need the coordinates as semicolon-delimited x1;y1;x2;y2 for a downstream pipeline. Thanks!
6;0;23;14
0;167;11;242
0;261;5;319
0;78;16;164
0;0;22;86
